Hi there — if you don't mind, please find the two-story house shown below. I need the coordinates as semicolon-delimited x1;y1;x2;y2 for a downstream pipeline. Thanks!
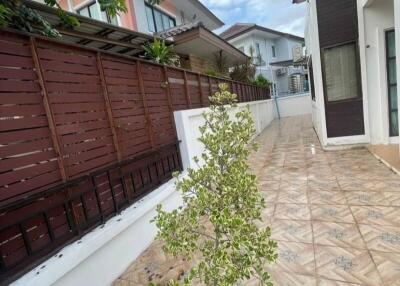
50;0;247;73
220;23;307;96
299;0;400;167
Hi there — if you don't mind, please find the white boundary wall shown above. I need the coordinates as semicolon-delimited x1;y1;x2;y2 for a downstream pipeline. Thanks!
12;97;312;286
174;99;276;170
275;93;312;118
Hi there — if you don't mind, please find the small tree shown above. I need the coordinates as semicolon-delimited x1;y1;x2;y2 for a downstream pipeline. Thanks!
153;84;277;286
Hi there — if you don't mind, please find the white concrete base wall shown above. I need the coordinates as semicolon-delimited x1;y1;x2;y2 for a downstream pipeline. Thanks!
174;99;276;170
275;93;312;118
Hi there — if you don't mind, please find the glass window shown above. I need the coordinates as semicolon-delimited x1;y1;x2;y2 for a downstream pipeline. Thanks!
323;42;360;102
145;5;156;32
386;29;398;136
255;43;261;57
78;2;116;25
271;45;276;58
145;3;176;33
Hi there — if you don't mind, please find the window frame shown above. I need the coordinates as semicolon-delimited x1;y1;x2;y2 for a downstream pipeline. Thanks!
321;40;362;103
271;45;276;58
386;29;398;137
145;3;176;33
77;1;117;25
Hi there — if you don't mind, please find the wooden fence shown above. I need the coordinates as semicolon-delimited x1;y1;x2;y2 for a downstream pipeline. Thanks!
0;29;270;282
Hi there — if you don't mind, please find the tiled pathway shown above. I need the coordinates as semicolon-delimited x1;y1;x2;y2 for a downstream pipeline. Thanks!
114;115;400;286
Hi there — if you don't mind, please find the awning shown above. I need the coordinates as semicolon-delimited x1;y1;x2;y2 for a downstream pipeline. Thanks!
159;22;248;65
24;0;170;57
270;58;308;67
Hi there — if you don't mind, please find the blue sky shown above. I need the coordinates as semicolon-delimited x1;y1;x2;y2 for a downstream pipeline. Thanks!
199;0;307;37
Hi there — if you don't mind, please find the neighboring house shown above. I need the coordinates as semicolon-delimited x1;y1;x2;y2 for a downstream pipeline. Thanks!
299;0;400;158
49;0;247;72
220;23;307;96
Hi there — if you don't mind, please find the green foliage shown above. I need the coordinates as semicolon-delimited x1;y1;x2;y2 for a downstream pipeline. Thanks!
143;38;180;66
0;0;129;38
251;75;271;89
230;45;257;83
153;84;277;286
212;51;229;76
98;0;127;17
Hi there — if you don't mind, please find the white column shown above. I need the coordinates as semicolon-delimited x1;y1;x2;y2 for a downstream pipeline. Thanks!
395;0;400;155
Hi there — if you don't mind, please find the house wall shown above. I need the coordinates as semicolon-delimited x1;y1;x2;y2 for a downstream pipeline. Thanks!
357;0;395;145
304;0;328;146
228;34;305;96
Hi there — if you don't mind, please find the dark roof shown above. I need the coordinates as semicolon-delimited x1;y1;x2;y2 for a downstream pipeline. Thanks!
219;23;304;42
158;21;201;39
23;0;170;57
292;0;306;3
157;22;248;62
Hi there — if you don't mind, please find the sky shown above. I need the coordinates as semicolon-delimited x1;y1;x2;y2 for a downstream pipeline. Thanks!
199;0;307;37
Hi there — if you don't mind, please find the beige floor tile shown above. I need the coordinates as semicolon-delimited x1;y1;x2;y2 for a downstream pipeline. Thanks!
312;221;365;249
309;190;347;205
311;205;354;223
315;245;383;286
275;241;315;276
370;251;400;286
359;224;400;253
345;191;389;206
277;190;308;204
275;203;311;220
318;279;363;286
271;219;312;243
351;206;400;226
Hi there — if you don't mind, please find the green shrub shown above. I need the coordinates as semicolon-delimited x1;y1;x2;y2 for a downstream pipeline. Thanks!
153;84;277;286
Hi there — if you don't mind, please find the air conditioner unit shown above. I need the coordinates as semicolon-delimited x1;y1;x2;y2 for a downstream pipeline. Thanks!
276;68;287;76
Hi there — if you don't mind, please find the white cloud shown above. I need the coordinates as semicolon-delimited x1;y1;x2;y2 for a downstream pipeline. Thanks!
200;0;306;37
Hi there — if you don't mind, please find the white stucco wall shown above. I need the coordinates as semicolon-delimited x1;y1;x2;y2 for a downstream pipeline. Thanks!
275;93;312;118
174;99;276;170
305;0;328;146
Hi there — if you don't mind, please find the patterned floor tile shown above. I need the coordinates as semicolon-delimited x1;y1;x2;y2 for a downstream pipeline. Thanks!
271;219;313;243
312;221;365;249
275;241;315;276
311;205;354;223
359;224;400;253
315;245;383;286
262;268;317;286
318;279;363;286
370;251;400;286
275;203;311;220
309;190;347;205
277;190;308;204
345;191;389;206
350;206;400;226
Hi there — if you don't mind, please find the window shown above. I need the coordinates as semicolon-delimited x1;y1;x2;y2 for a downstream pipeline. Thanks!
271;45;276;58
77;2;117;25
145;3;176;33
308;57;315;101
322;42;361;102
255;43;261;57
386;29;398;136
238;46;244;52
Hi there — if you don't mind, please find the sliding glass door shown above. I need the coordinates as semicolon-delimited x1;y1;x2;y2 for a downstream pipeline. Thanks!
386;29;398;137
